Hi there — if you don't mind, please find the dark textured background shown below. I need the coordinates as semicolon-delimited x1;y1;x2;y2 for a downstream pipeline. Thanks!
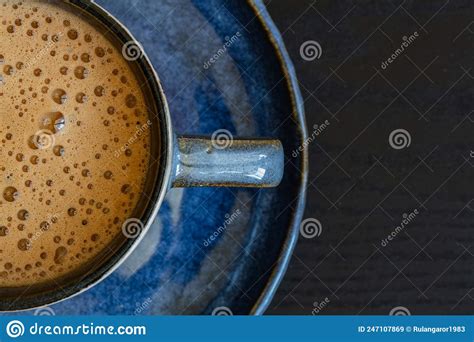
264;0;473;314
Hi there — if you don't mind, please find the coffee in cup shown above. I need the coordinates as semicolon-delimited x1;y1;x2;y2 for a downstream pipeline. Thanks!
0;0;153;288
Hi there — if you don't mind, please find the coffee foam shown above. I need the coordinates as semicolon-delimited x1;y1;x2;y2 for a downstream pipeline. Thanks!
0;1;151;287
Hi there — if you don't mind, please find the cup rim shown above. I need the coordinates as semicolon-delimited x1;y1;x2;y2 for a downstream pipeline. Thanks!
1;0;174;312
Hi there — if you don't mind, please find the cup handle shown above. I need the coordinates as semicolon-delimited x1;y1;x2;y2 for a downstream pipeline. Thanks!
171;135;284;188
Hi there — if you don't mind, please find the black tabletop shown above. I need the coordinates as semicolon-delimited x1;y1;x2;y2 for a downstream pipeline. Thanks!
265;0;473;315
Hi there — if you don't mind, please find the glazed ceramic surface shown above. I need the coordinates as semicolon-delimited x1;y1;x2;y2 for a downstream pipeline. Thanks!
11;0;307;315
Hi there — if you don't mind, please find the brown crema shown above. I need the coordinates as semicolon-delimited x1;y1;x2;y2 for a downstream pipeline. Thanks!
0;0;151;287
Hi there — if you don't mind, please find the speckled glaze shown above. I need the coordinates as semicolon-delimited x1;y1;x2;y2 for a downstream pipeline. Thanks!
6;0;307;315
172;136;284;188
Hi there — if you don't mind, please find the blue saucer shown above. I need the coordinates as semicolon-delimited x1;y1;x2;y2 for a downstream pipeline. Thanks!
25;0;307;315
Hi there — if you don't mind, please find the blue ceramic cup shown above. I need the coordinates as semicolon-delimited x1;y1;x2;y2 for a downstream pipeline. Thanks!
4;0;283;311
